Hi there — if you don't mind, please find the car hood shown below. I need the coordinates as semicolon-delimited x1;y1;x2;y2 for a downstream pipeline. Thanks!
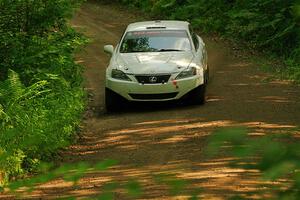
116;52;194;74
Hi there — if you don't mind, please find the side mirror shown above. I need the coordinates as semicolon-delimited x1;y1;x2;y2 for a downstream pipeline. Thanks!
104;45;114;55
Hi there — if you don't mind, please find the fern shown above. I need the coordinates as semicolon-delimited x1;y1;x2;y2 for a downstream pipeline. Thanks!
0;70;49;109
4;70;24;104
0;104;9;125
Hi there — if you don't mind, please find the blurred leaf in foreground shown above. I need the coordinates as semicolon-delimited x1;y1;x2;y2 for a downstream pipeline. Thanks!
205;127;300;199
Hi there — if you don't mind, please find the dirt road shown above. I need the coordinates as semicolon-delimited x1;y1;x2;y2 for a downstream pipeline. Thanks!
5;1;300;199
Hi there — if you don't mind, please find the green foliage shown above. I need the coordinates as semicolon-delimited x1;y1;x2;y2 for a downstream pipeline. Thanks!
0;0;86;184
207;127;300;199
154;173;188;196
0;0;85;82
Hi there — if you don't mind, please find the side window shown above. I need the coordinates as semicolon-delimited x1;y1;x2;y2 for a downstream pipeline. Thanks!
192;33;199;50
188;25;199;50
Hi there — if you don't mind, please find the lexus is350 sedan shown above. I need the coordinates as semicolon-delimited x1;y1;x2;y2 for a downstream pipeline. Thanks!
104;20;209;111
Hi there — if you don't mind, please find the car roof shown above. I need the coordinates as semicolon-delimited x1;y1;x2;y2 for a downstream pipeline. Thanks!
126;20;190;32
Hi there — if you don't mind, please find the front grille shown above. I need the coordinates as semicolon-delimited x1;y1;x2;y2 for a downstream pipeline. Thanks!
135;75;171;84
129;92;178;100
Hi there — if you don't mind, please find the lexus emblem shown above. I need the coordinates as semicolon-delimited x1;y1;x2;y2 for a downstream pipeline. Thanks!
149;76;158;83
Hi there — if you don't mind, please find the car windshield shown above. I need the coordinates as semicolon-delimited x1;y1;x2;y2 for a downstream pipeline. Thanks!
120;30;191;53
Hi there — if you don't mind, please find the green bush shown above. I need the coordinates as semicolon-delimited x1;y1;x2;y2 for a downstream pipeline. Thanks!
0;71;85;183
0;0;86;184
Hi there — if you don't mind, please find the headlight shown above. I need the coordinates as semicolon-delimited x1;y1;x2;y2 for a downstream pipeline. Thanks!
175;67;197;80
111;69;132;81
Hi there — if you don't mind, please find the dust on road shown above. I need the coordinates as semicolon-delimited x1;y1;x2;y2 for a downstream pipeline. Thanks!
3;1;300;199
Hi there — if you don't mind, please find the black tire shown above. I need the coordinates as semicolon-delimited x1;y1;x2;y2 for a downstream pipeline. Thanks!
189;84;206;105
105;88;123;112
205;67;209;84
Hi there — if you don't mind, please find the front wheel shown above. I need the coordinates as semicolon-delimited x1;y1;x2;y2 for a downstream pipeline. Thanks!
105;88;124;112
189;84;206;105
205;67;209;84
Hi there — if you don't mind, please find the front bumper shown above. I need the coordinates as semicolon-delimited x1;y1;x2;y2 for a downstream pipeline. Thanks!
106;75;204;101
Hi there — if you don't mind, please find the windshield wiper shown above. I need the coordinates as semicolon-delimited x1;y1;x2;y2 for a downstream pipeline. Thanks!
158;49;183;52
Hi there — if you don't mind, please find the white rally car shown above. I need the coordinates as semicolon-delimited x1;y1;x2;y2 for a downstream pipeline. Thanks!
104;20;208;111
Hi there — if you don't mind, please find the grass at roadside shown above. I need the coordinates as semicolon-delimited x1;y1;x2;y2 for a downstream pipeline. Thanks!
248;55;300;84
